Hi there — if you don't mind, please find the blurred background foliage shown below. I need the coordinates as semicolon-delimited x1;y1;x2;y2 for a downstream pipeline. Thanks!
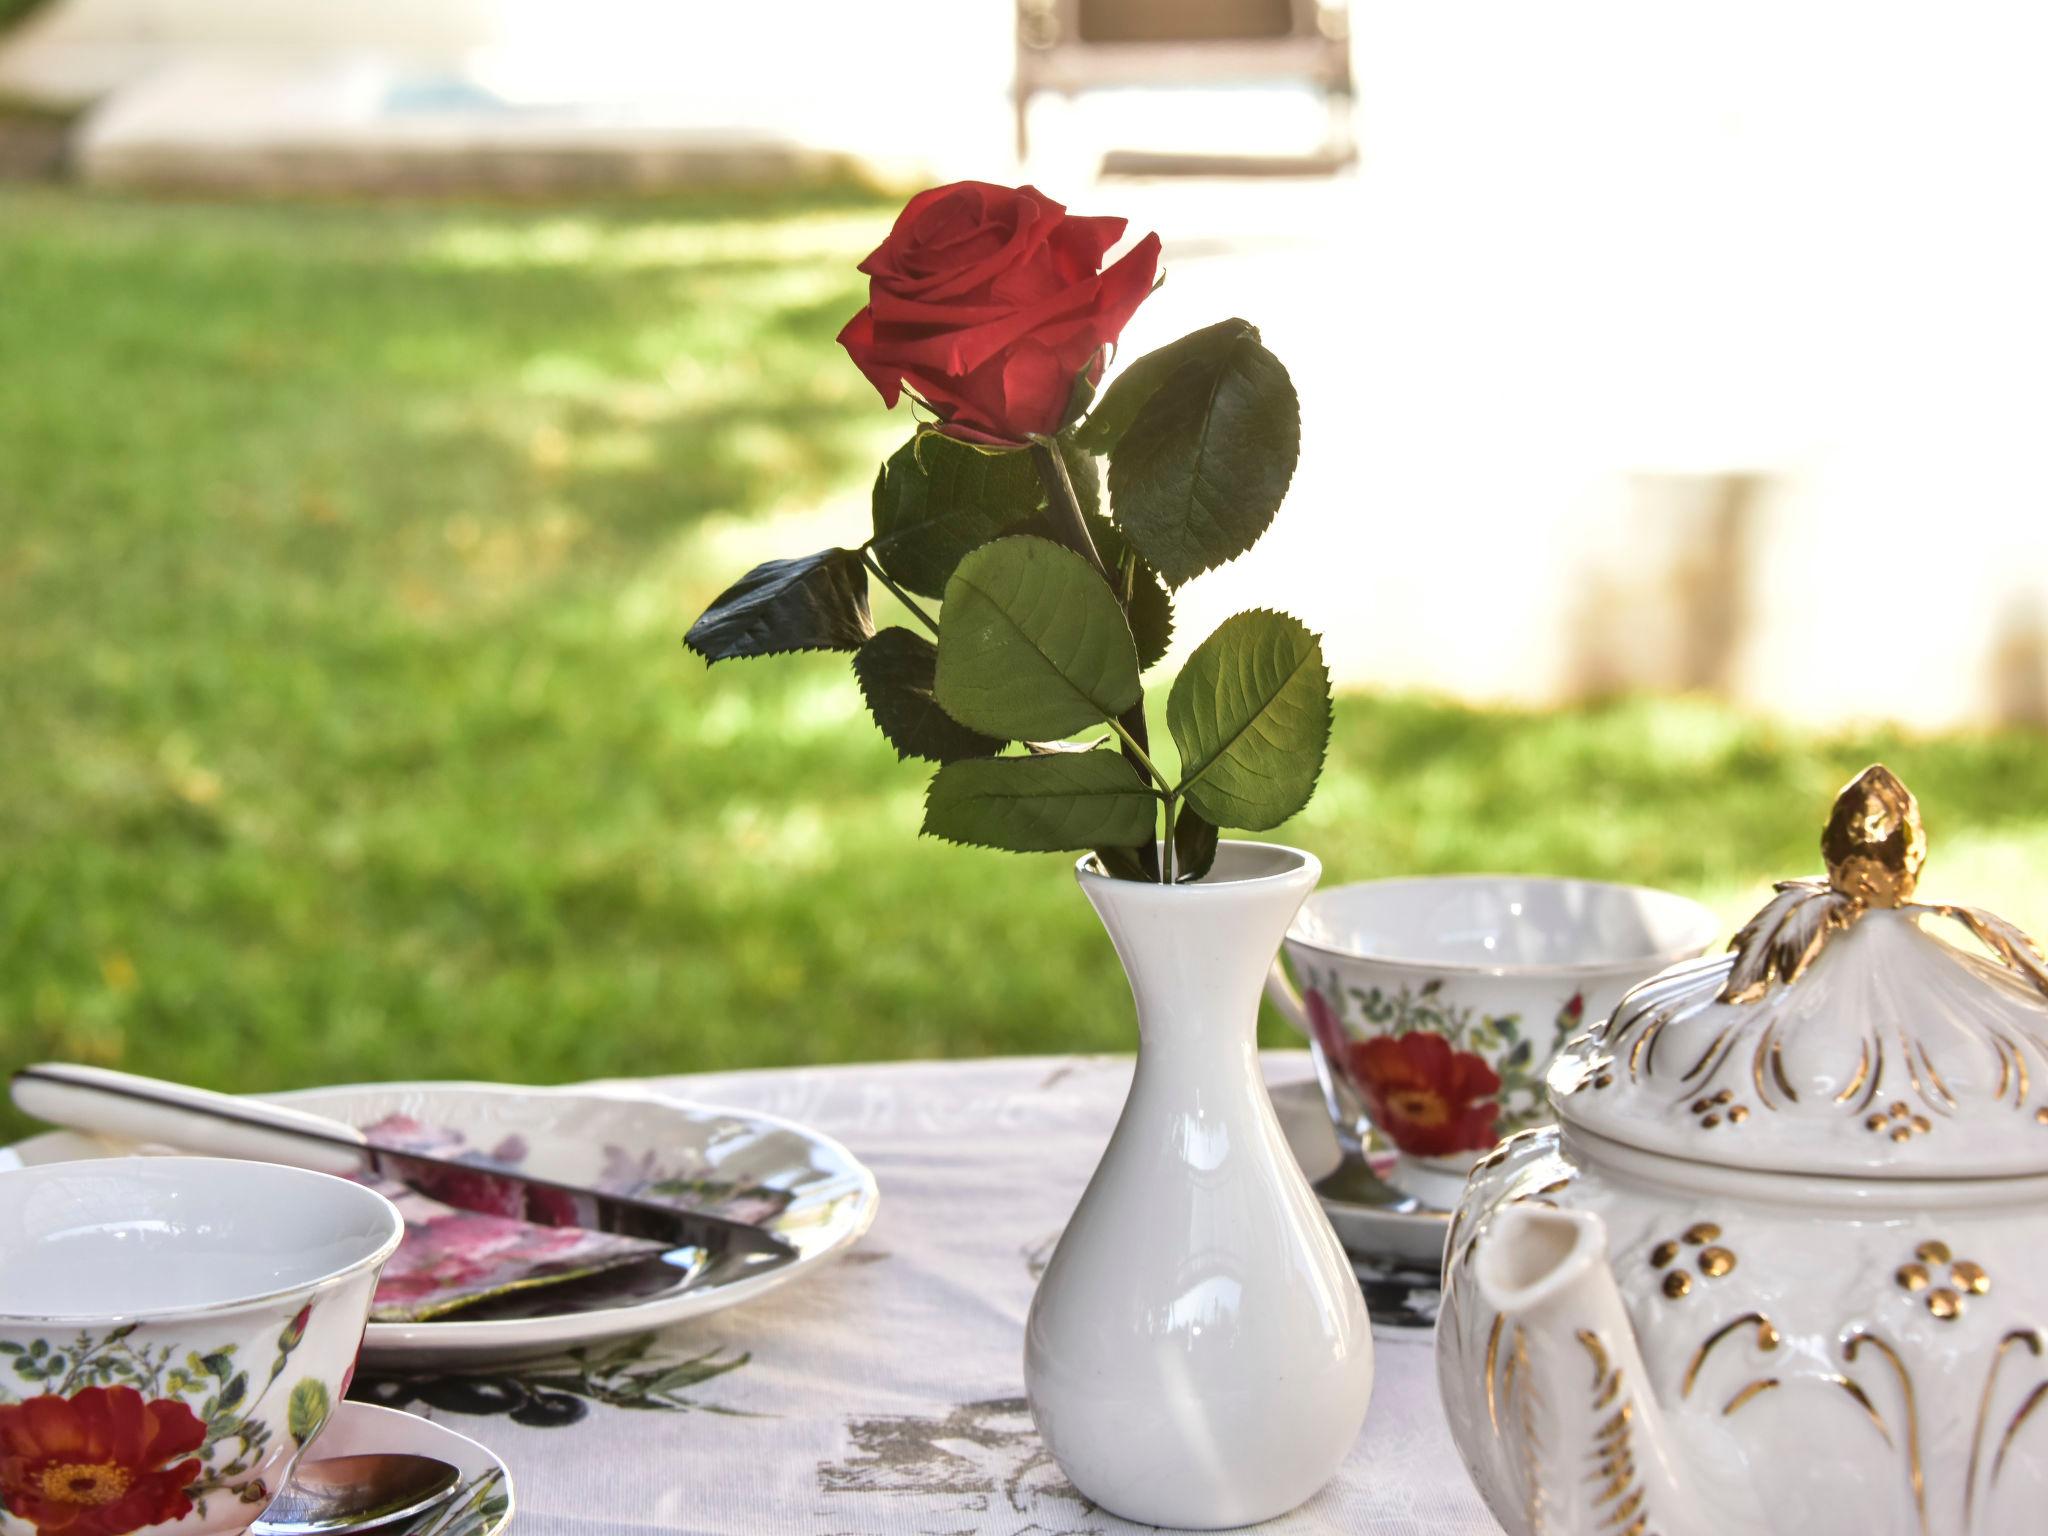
3;184;2046;1141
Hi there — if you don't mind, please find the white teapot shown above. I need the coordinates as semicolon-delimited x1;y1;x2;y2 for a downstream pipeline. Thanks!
1437;766;2048;1536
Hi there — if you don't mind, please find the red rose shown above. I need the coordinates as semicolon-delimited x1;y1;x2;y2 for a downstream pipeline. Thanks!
838;181;1162;445
1347;1032;1503;1159
0;1386;206;1536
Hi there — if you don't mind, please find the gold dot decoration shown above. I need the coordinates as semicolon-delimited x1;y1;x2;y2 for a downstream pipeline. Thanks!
1688;1091;1748;1130
2036;1107;2048;1126
1868;1103;1934;1142
1895;1240;1987;1320
1649;1223;1738;1299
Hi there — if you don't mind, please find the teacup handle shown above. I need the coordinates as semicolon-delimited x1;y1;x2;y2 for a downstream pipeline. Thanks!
1263;957;1310;1035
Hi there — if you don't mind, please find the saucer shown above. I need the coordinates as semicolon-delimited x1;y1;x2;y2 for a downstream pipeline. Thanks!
1268;1076;1450;1271
1;1081;879;1367
284;1402;511;1536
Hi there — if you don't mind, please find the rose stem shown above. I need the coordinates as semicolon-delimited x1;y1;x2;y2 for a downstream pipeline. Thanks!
1029;441;1166;880
860;549;940;637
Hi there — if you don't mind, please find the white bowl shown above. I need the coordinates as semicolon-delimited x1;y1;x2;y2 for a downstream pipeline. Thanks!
0;1157;402;1536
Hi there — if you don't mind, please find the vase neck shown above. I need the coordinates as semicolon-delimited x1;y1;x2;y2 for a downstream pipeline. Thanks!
1078;843;1321;1050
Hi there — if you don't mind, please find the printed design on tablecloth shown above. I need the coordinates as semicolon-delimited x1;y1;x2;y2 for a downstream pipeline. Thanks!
1299;971;1584;1154
350;1334;752;1429
0;1307;330;1534
816;1396;1100;1536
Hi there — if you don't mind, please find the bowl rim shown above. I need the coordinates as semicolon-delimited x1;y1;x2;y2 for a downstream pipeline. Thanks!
0;1155;404;1327
1284;871;1723;979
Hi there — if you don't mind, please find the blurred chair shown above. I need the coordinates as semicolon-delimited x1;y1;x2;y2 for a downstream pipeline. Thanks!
1014;0;1354;172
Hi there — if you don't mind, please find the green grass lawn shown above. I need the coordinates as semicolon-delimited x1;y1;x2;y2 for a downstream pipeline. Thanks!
4;185;2046;1143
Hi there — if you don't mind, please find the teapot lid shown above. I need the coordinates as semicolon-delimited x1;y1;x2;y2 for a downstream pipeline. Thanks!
1551;766;2048;1178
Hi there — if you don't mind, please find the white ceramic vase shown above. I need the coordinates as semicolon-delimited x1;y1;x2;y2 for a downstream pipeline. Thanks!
1024;841;1375;1529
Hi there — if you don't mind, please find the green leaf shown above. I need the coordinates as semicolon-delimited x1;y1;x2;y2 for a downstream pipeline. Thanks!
1005;505;1171;672
1056;436;1101;521
684;548;872;663
869;432;1043;599
852;627;1003;764
1171;804;1220;882
933;536;1141;740
1075;318;1257;454
287;1377;331;1446
923;751;1157;852
1105;325;1301;586
1168;610;1331;831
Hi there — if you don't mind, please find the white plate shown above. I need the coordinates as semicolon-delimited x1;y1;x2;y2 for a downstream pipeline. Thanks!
1269;1076;1450;1271
1;1081;879;1366
292;1401;512;1536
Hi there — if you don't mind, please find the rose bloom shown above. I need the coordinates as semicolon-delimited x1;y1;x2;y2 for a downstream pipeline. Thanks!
1346;1032;1503;1159
839;181;1161;445
0;1387;206;1536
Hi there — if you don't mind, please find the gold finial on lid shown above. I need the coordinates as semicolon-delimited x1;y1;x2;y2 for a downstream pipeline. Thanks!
1822;765;1926;908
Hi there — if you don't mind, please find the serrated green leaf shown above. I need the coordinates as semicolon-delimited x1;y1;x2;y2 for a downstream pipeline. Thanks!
1168;610;1330;831
923;751;1157;852
1075;318;1257;454
287;1377;331;1446
1004;505;1171;672
684;548;871;663
852;627;1003;764
933;536;1141;740
1171;804;1220;882
869;432;1044;599
1106;329;1300;586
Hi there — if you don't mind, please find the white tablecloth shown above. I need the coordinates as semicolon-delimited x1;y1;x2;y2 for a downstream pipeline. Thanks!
350;1053;1504;1535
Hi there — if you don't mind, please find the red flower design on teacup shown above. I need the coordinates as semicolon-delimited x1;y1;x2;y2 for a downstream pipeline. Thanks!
1348;1032;1503;1158
0;1387;205;1536
1303;987;1352;1068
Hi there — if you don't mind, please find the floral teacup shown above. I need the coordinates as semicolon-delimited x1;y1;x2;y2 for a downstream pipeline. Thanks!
1266;875;1719;1204
0;1157;402;1536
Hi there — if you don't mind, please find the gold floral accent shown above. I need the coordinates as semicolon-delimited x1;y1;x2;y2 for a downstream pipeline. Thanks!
1719;766;2048;1009
1687;1087;1750;1129
1897;1240;1986;1320
1870;1102;1935;1141
1576;1331;1655;1535
1650;1223;1738;1299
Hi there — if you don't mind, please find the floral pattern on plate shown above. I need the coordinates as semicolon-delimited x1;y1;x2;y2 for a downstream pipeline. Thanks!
357;1113;801;1324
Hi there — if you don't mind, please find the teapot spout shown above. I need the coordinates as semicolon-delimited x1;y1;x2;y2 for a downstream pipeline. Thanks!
1475;1204;1696;1536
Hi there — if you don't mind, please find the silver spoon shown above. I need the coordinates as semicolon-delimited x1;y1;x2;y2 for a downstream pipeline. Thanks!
253;1454;463;1536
